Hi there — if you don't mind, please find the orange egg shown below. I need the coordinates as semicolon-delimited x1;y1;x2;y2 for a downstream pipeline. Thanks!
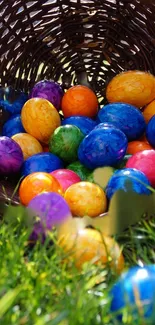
64;181;107;218
19;172;63;206
21;98;61;144
58;227;124;272
106;70;155;108
12;133;43;160
143;100;155;123
61;85;98;118
127;141;152;155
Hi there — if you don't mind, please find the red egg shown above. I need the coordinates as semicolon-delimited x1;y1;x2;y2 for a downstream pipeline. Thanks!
51;169;81;192
126;150;155;187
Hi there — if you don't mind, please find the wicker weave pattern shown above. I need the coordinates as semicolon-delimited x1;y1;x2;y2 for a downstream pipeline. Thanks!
0;0;155;101
0;0;155;205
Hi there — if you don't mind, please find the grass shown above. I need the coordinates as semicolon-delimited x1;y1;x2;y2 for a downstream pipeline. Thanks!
0;206;155;325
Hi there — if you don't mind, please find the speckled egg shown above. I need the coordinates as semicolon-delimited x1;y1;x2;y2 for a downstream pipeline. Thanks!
49;125;84;163
21;98;61;144
29;80;64;111
0;136;24;174
12;133;43;160
78;127;128;169
97;103;146;141
21;152;63;178
106;70;155;107
64;181;107;218
2;114;25;137
106;168;151;200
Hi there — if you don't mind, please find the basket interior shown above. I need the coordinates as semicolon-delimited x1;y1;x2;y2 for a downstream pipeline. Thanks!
0;0;155;206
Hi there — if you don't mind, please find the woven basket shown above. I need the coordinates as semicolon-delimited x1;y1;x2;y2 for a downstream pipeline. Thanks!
0;0;155;209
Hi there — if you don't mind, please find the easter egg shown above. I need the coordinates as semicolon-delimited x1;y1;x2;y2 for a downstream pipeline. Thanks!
51;169;81;192
64;181;107;217
67;161;92;181
110;265;155;321
58;227;124;272
94;122;118;130
29;80;63;111
146;116;155;148
2;114;25;137
49;125;84;163
127;141;152;155
28;192;71;237
12;133;43;160
106;168;151;200
62;116;97;135
61;85;98;118
97;103;146;141
78;127;128;169
143;99;155;123
19;172;63;206
126;150;155;187
106;71;155;107
0;136;24;174
21;152;63;178
21;98;61;143
0;87;28;115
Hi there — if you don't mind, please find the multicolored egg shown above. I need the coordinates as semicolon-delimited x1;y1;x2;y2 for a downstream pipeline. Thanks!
51;169;81;192
64;181;107;218
0;136;24;174
78;127;128;169
21;98;61;143
19;172;63;206
2;114;25;137
29;80;64;111
61;85;98;118
12;133;43;160
126;150;155;187
49;125;84;163
21;152;63;177
97;103;146;141
106;71;155;107
106;168;151;200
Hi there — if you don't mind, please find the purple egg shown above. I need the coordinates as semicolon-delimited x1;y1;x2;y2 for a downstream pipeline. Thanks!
0;136;24;174
27;192;71;237
29;80;64;111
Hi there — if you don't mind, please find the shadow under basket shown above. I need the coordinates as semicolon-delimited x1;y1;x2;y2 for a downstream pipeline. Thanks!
0;0;155;207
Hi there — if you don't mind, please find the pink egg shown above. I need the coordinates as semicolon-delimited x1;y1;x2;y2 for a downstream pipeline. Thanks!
126;150;155;187
51;169;81;192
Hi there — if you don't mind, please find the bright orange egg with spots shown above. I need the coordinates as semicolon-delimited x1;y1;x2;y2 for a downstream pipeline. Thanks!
143;100;155;123
127;141;153;155
21;98;61;144
58;227;124;273
19;172;63;206
12;133;43;160
64;181;107;217
106;71;155;108
61;85;98;118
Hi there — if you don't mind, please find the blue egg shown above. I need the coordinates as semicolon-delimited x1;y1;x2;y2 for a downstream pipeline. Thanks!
97;103;146;141
0;90;28;115
110;265;155;321
106;168;151;200
61;116;97;135
2;114;25;137
21;152;64;177
78;127;128;169
146;115;155;148
94;122;118;130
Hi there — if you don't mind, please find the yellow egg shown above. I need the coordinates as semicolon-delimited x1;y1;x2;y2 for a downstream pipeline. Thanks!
143;99;155;123
12;133;43;160
106;70;155;108
21;98;61;144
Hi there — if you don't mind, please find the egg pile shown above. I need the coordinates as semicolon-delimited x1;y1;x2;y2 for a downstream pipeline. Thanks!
1;71;155;271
